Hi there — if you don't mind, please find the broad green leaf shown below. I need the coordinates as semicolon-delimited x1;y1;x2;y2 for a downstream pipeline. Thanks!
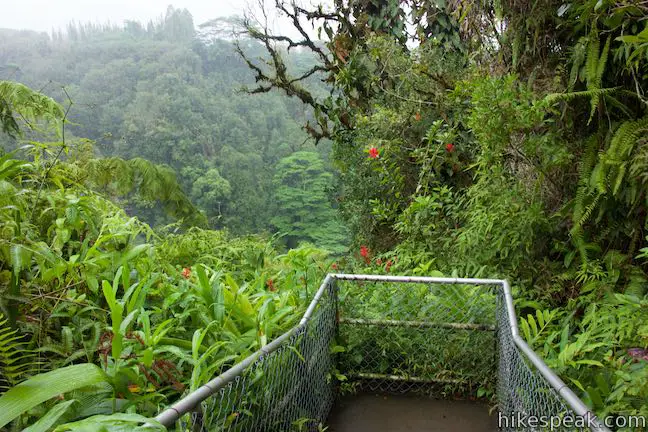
196;265;211;300
587;386;604;408
53;413;165;431
595;375;610;396
121;244;150;265
10;244;31;276
119;309;139;335
151;319;174;345
23;400;78;432
113;266;123;295
142;348;153;368
559;324;570;353
0;364;110;428
575;359;603;367
101;280;116;310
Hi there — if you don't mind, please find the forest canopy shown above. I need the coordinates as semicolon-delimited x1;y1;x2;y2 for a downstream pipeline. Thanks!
235;0;648;424
0;6;347;251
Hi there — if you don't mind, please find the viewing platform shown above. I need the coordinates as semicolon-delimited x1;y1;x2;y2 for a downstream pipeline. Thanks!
151;274;609;432
327;393;497;432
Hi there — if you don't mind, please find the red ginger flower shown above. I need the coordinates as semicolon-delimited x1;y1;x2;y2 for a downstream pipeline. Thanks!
368;147;379;159
331;262;339;270
360;245;371;264
445;143;455;153
385;259;393;273
414;112;422;121
181;267;191;279
266;279;276;292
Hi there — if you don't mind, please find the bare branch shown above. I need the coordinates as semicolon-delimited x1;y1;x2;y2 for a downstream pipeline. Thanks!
288;65;328;84
235;1;346;141
275;1;333;66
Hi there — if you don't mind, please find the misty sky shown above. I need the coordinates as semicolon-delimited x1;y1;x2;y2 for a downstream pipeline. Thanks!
1;0;247;32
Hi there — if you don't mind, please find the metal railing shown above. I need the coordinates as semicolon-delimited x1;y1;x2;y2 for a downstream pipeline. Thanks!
152;274;610;431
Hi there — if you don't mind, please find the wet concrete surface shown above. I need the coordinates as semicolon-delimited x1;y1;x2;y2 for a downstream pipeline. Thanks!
326;393;498;432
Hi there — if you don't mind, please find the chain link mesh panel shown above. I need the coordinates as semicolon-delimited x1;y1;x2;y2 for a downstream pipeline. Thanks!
171;280;336;432
335;277;602;431
336;279;497;396
495;289;589;431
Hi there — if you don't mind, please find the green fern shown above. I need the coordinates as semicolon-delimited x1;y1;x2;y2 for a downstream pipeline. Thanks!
583;31;611;123
605;116;648;199
569;136;600;256
545;87;621;106
570;117;648;243
585;32;599;83
0;314;40;392
624;270;647;299
81;156;206;225
0;80;64;138
549;30;613;124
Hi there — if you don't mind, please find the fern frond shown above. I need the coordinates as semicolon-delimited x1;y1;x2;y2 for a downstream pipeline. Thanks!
0;81;64;138
607;116;648;160
590;157;609;194
596;36;611;87
79;156;206;225
585;29;600;89
0;314;40;392
604;116;648;199
588;36;611;123
571;192;602;238
544;87;621;105
569;137;606;263
624;270;647;298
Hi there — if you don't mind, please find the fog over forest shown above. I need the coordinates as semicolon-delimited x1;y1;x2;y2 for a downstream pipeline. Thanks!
0;6;348;253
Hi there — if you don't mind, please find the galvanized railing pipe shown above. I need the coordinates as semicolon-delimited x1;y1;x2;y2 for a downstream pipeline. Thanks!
152;274;333;427
151;273;610;432
333;274;610;432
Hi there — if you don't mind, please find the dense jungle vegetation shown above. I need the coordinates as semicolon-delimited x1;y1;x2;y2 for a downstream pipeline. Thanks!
1;0;648;430
0;9;348;251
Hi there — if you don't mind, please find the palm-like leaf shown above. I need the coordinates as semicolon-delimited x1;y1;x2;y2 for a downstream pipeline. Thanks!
0;363;110;428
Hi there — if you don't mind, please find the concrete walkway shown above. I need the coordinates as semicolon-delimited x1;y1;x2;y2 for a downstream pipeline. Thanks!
326;394;498;432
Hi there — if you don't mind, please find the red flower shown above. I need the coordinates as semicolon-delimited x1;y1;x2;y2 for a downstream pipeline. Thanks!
376;258;383;266
360;246;370;264
266;279;276;292
445;143;455;153
385;259;393;273
181;267;191;279
368;147;379;159
414;112;422;121
331;262;339;270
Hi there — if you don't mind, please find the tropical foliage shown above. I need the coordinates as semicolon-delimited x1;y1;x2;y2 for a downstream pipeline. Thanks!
0;7;346;252
0;80;333;429
2;0;648;429
238;0;648;426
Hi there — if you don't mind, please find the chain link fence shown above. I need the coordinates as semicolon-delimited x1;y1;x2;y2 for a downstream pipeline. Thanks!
495;288;599;431
335;276;497;397
152;275;608;432
155;276;337;431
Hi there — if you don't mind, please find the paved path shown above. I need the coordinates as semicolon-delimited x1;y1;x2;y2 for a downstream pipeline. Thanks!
327;393;498;432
